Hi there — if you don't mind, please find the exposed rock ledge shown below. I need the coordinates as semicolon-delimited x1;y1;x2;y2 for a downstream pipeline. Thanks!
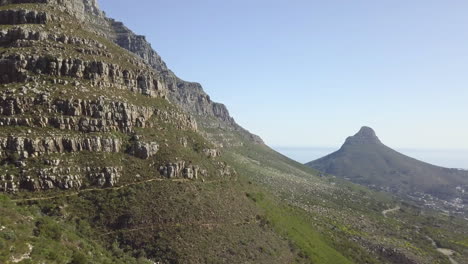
0;9;49;25
0;136;122;158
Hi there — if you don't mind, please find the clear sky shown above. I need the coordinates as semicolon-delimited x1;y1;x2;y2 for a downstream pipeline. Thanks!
99;0;468;149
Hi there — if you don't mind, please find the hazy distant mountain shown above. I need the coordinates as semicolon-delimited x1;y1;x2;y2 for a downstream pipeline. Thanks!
306;126;468;200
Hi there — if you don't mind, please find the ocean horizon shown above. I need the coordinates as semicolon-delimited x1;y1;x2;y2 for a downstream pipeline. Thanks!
273;146;468;170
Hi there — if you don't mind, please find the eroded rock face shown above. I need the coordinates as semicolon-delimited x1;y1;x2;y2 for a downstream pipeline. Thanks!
202;148;220;158
0;136;121;158
158;161;203;180
0;9;48;25
0;174;19;192
216;161;236;177
0;94;197;133
0;27;106;49
0;54;167;98
127;140;158;159
111;21;167;72
19;166;122;191
0;0;208;195
0;0;48;5
0;0;263;146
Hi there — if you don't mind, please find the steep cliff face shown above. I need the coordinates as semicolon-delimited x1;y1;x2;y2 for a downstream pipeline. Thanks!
7;0;263;145
64;0;264;144
0;0;222;194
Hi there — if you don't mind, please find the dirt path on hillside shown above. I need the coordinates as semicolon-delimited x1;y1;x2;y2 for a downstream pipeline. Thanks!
11;178;223;203
382;206;400;217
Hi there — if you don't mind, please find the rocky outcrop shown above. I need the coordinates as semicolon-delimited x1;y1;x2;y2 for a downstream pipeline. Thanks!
111;20;167;72
202;148;220;158
0;54;167;98
19;166;121;191
344;126;382;145
0;27;107;49
0;0;48;5
0;174;19;192
0;136;121;158
0;93;197;132
154;108;197;131
127;140;158;159
165;78;236;125
216;161;236;177
0;0;104;22
158;161;204;180
0;9;48;25
0;27;47;45
53;98;155;131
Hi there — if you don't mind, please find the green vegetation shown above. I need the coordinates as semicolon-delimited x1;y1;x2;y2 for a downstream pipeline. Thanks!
246;191;354;264
0;194;152;264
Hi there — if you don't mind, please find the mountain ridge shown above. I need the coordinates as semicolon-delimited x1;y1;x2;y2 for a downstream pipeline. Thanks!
307;126;468;204
78;0;264;144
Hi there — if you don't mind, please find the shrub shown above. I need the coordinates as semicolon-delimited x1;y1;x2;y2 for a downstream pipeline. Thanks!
69;251;88;264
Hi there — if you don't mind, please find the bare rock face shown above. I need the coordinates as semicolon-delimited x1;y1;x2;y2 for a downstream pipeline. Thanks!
0;0;263;146
344;126;382;146
111;20;168;72
0;54;167;98
0;92;197;133
202;148;220;158
127;140;159;159
0;136;122;158
158;161;203;180
0;0;103;21
19;166;122;191
0;0;48;5
0;27;48;45
0;9;49;25
216;161;236;177
0;174;19;192
0;0;218;195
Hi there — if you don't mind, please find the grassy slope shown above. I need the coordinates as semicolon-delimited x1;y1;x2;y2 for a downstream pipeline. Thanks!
0;194;152;264
246;191;353;264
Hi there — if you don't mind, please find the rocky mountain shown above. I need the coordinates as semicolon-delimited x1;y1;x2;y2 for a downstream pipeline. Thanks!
0;0;289;263
0;1;467;264
82;0;263;144
307;126;468;202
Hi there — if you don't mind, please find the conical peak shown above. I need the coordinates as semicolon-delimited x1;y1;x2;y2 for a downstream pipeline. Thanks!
356;126;377;138
344;126;381;145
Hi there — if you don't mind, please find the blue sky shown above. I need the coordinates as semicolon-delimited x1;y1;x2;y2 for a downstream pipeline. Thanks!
100;0;468;149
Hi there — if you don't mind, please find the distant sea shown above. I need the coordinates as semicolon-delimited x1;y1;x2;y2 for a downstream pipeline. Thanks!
272;146;468;170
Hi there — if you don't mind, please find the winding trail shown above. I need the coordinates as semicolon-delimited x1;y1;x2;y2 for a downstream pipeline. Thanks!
11;178;224;203
382;206;400;218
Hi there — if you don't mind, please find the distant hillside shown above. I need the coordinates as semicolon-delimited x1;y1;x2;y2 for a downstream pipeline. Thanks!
306;127;468;200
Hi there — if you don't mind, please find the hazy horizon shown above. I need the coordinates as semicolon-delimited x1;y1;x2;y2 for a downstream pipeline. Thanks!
100;0;468;150
274;146;468;169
